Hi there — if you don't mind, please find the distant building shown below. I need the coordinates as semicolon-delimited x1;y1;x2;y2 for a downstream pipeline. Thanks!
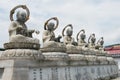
105;44;120;69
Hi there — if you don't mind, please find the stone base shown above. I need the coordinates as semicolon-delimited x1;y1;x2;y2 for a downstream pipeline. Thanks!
68;54;85;60
0;51;118;80
96;56;108;64
4;42;40;50
42;52;69;60
85;54;96;62
0;59;118;80
107;57;116;64
40;46;66;52
66;46;82;54
0;49;43;60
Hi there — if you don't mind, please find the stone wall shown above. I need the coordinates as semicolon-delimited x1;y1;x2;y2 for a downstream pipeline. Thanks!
0;50;118;80
29;65;117;80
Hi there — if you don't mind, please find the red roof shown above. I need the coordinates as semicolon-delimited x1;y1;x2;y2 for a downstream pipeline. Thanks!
105;44;120;55
107;50;120;54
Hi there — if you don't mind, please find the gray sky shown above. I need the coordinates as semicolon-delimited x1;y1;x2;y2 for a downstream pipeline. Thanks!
0;0;120;48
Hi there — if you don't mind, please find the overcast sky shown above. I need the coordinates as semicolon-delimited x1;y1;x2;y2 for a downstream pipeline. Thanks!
0;0;120;48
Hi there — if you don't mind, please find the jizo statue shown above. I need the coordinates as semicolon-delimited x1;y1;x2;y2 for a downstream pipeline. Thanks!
9;5;39;43
95;37;104;50
42;17;62;48
88;33;96;48
62;24;77;46
77;29;86;46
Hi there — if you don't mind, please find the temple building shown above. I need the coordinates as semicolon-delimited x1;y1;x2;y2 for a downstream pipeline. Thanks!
105;44;120;69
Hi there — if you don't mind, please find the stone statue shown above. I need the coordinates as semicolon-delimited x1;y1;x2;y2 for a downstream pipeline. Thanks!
62;24;77;46
9;5;39;44
88;33;96;49
62;24;80;54
42;17;65;51
43;17;61;43
3;5;42;59
4;5;40;49
95;37;104;50
77;29;88;47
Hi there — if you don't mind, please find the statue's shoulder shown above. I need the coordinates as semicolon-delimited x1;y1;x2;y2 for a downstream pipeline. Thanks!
9;21;19;31
10;21;18;26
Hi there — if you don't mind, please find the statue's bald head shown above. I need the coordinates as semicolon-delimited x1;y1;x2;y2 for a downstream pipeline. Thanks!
66;28;73;36
92;33;95;37
80;32;86;40
16;10;27;22
47;22;55;31
101;37;103;39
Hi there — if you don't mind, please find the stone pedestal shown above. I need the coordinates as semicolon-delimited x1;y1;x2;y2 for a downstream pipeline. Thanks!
0;50;118;80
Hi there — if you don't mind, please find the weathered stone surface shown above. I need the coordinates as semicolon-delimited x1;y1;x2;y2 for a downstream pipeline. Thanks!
42;17;64;52
8;5;39;45
62;24;77;46
66;45;82;54
28;65;118;80
4;42;40;50
0;49;43;60
68;54;85;61
42;52;69;60
88;33;96;49
0;50;118;80
0;58;117;80
40;44;66;52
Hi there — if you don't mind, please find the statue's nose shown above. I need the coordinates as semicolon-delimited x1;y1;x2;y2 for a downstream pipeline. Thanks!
21;15;26;18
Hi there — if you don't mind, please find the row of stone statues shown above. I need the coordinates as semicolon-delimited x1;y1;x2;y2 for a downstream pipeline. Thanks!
42;17;104;50
7;5;104;52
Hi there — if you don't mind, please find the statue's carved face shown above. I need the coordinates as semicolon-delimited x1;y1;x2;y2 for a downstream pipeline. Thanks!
16;10;27;22
47;22;55;31
80;33;86;40
100;37;104;45
66;28;73;36
91;34;96;43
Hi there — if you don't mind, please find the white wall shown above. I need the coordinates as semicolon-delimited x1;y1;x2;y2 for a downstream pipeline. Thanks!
114;58;120;70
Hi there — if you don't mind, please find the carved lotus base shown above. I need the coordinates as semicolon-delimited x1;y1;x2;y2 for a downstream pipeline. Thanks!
66;45;82;54
96;51;107;56
0;49;43;60
68;54;85;61
40;47;66;52
42;41;66;52
97;56;108;64
42;52;68;60
79;47;97;55
85;54;97;62
4;42;40;50
88;44;95;48
78;43;87;46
